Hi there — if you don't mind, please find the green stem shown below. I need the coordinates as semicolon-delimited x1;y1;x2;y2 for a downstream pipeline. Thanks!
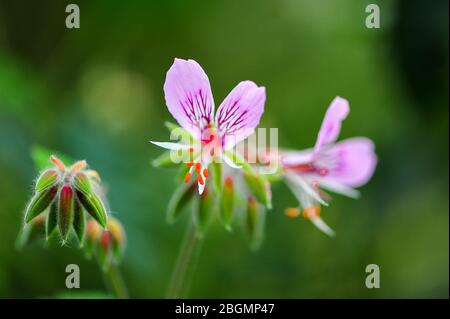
104;264;129;299
166;220;203;298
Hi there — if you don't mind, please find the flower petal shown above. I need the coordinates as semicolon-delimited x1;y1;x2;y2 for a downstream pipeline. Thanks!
323;137;377;188
314;96;349;153
164;58;215;139
215;81;265;149
150;141;192;150
281;148;314;167
310;216;335;237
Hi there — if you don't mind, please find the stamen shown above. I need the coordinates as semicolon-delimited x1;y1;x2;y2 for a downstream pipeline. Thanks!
203;169;209;178
198;175;204;185
188;147;194;153
285;207;300;218
303;206;321;220
184;172;192;183
195;163;201;174
186;162;194;167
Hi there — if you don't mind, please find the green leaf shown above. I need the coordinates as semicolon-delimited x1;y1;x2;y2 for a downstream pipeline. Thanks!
58;185;75;242
73;199;86;245
76;190;108;229
30;145;73;171
25;186;58;223
35;169;59;192
46;201;58;240
73;172;92;195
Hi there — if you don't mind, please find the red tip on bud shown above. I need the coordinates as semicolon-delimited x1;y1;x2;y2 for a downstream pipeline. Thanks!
70;160;87;172
50;155;66;172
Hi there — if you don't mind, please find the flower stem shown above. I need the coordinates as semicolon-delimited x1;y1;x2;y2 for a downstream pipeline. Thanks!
166;220;203;298
103;264;129;299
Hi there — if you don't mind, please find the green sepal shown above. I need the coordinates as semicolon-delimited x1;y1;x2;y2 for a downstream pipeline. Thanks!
73;172;92;195
167;182;196;224
76;190;108;229
25;185;58;223
73;199;86;246
193;189;216;237
164;121;193;144
35;169;59;192
221;177;235;230
243;173;272;209
211;162;222;194
152;151;177;168
46;200;58;240
245;197;266;251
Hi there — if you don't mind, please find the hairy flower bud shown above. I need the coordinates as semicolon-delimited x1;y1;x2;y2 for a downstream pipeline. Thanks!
166;182;196;224
245;196;266;250
25;185;58;224
243;173;272;209
58;185;75;242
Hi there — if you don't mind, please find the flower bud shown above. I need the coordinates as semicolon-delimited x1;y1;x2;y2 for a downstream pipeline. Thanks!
73;171;92;195
246;196;266;251
84;220;101;258
58;185;75;242
221;176;235;230
16;213;46;249
243;173;272;209
107;217;126;263
98;231;113;271
25;185;58;223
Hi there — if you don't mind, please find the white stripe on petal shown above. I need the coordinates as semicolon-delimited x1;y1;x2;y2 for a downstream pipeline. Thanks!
150;141;192;150
317;178;360;199
223;153;242;169
285;173;328;206
310;217;335;237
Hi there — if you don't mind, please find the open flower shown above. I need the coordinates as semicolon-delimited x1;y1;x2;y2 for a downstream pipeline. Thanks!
151;58;266;194
281;97;377;236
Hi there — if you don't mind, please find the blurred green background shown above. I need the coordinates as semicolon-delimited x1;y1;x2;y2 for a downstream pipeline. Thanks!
0;0;448;298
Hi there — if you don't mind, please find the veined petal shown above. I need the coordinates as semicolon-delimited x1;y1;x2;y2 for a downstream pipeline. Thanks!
315;178;360;198
314;96;349;153
215;81;265;149
164;58;215;139
323;137;377;188
281;148;314;167
150;141;193;151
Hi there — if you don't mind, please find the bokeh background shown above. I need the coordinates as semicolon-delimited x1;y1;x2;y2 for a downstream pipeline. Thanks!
0;0;448;298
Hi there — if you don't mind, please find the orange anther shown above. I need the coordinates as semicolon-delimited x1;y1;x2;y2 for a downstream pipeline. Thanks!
186;162;194;167
188;147;194;153
303;206;320;220
285;207;300;218
198;175;204;185
195;163;201;174
203;169;209;178
184;172;192;183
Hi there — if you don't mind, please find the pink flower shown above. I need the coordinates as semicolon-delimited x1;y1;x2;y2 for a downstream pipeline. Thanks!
151;58;266;194
281;97;377;236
